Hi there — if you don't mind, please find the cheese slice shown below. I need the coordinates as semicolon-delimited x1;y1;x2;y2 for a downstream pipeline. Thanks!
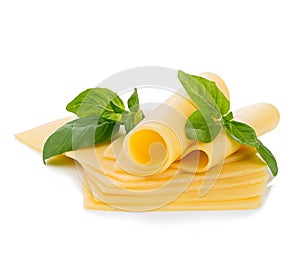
84;162;269;197
180;103;280;173
83;183;265;211
84;175;267;211
107;73;230;176
15;117;74;152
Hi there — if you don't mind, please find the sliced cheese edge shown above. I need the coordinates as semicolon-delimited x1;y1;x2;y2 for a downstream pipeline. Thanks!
82;181;265;211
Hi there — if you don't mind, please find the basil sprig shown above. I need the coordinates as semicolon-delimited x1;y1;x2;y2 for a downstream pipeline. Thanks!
43;88;144;163
178;70;278;176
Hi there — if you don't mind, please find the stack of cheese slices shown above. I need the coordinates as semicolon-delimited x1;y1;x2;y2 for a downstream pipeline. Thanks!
16;73;280;211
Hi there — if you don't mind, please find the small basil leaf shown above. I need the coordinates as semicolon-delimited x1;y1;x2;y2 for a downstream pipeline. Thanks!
127;88;140;112
257;140;278;176
185;110;222;143
123;108;145;133
224;120;260;147
123;88;145;133
222;111;233;122
124;112;136;134
43;116;117;163
66;88;126;119
134;107;145;124
110;101;127;114
100;109;124;122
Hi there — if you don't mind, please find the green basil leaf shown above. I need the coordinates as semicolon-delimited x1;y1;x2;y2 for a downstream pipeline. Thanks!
225;120;278;176
192;75;230;115
123;108;145;134
43;116;117;163
124;112;136;134
110;101;127;114
66;88;126;119
257;140;278;176
222;111;233;122
185;110;222;143
224;120;260;147
134;107;145;124
127;88;140;112
178;70;229;118
123;88;145;133
100;109;124;122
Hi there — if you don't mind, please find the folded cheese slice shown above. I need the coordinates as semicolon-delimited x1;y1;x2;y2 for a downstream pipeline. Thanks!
179;103;280;173
106;73;231;176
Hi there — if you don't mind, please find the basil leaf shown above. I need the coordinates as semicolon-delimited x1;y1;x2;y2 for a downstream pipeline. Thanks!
225;120;278;176
43;116;117;163
185;110;222;143
192;75;230;115
257;140;278;176
127;88;140;112
224;120;260;147
100;109;124;122
110;101;127;114
124;88;145;133
222;111;233;122
124;112;136;134
66;88;126;119
123;108;145;133
178;70;229;118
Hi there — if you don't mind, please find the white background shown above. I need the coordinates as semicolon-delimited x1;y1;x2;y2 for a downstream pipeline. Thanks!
1;1;299;274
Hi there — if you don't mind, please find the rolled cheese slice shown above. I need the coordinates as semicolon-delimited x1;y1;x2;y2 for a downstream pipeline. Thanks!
179;103;280;173
109;72;230;176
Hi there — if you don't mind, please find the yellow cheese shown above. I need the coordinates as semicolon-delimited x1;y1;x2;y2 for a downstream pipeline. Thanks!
71;145;268;189
15;117;74;152
106;70;279;176
106;73;230;176
84;177;267;211
16;116;270;211
15;71;278;212
67;140;265;186
83;183;264;211
86;174;267;204
105;102;279;176
77;152;269;211
67;139;270;211
110;93;197;176
180;103;280;173
86;164;269;193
